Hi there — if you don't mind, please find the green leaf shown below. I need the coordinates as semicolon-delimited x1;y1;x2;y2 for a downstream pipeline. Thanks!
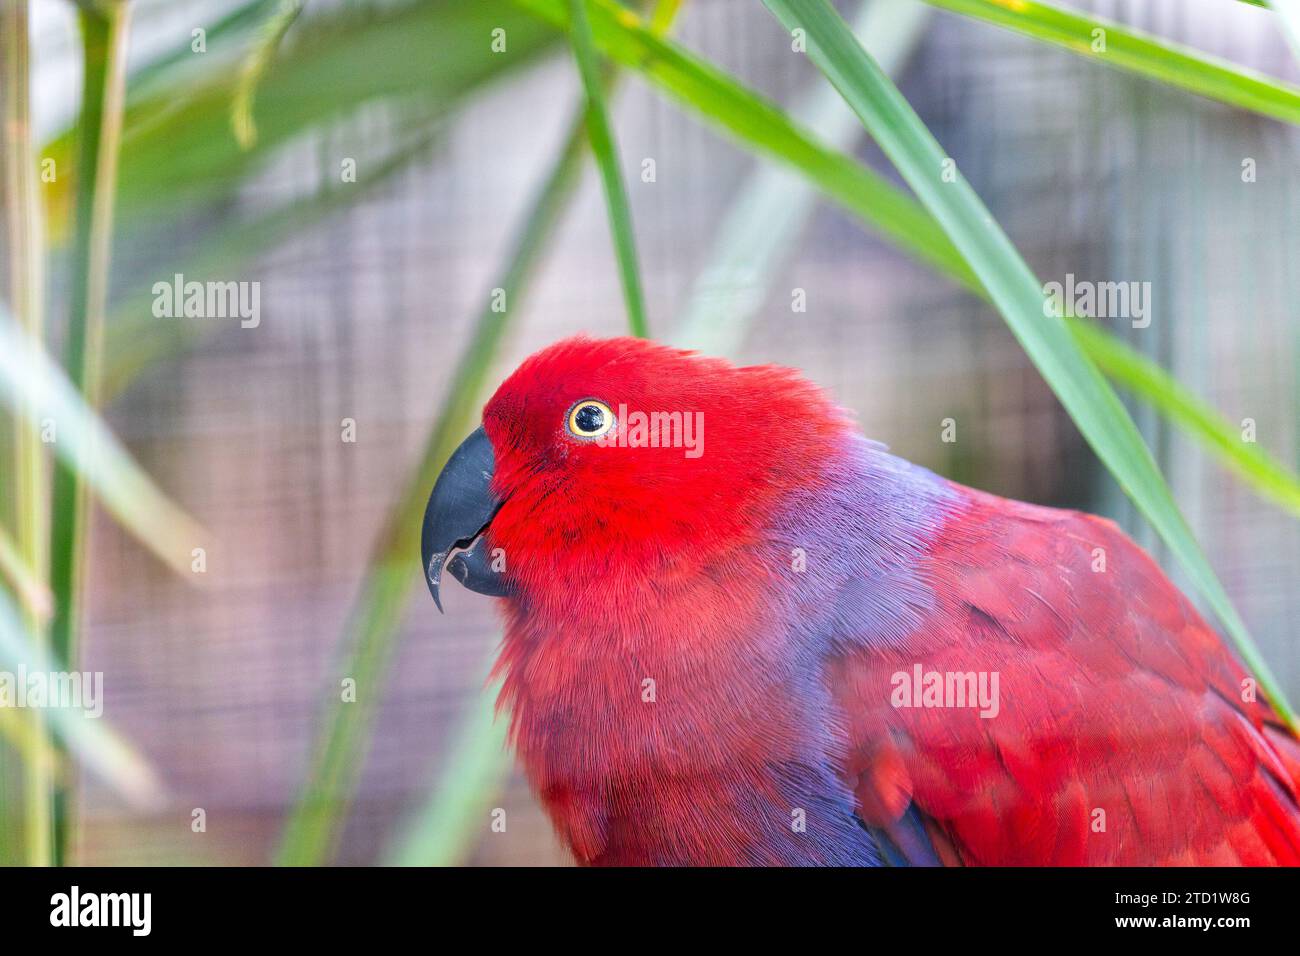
762;0;1295;727
0;530;51;624
0;585;161;808
0;0;53;863
85;2;560;402
514;0;980;291
676;0;933;354
384;681;509;866
41;1;562;245
566;0;649;336
101;119;445;400
0;312;205;577
921;0;1300;126
127;0;284;102
1067;318;1300;517
231;0;305;149
48;6;137;865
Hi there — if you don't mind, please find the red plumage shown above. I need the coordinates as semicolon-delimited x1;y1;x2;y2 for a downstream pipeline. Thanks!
433;335;1300;866
834;488;1300;865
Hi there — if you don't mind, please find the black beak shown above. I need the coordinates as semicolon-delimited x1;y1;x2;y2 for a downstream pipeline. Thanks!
420;426;510;612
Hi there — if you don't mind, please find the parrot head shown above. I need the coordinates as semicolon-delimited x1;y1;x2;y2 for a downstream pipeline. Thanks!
421;335;853;612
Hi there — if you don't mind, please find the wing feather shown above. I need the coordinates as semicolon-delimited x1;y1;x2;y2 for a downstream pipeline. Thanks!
830;487;1300;865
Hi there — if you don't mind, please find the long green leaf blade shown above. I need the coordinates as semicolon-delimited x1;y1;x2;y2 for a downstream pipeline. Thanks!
0;530;51;623
231;0;305;149
1068;318;1300;517
49;4;134;863
0;313;204;576
1;0;53;864
515;0;981;290
0;586;162;807
81;2;560;402
677;0;932;354
566;0;649;336
42;0;561;246
762;0;1295;726
102;121;446;399
922;0;1300;126
384;681;509;866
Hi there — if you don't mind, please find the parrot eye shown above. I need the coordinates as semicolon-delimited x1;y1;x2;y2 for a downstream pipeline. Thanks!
566;399;614;439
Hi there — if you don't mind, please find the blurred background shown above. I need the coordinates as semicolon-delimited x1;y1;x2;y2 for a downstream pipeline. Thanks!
1;0;1298;865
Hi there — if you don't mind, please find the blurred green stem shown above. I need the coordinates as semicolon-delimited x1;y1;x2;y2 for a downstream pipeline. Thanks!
1067;318;1300;516
47;0;132;866
231;0;305;149
0;530;51;623
1;0;53;868
385;679;508;866
566;0;649;336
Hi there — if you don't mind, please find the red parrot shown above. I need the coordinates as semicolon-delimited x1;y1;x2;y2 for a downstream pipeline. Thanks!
421;335;1300;866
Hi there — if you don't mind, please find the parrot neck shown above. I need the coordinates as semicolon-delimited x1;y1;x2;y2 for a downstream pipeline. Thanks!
494;434;954;864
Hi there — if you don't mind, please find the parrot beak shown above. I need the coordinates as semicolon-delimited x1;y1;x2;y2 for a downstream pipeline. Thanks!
420;425;510;612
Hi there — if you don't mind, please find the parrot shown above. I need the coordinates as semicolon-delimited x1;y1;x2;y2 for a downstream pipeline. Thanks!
420;335;1300;866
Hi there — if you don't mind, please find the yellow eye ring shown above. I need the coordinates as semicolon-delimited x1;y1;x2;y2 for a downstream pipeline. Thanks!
566;399;615;439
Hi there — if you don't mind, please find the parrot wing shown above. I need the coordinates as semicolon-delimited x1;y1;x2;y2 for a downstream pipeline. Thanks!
829;487;1300;865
